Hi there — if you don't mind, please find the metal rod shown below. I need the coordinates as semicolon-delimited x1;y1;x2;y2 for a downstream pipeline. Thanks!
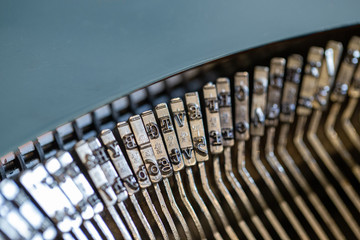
107;205;133;240
147;106;192;239
341;97;360;152
294;115;360;238
186;167;223;240
117;121;170;240
128;195;155;240
142;188;169;240
203;81;252;239
117;201;142;240
324;104;360;181
174;171;206;240
278;123;345;240
153;182;180;240
163;178;192;240
252;136;309;240
266;127;328;239
100;129;155;240
93;214;116;240
313;109;360;202
223;147;272;240
198;162;238;240
169;97;209;239
87;137;141;240
213;153;255;240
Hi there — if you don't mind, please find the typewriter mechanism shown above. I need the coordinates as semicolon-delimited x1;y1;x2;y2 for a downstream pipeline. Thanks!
1;25;360;240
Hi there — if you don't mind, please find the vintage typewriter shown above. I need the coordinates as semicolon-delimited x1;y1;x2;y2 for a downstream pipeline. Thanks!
1;2;360;240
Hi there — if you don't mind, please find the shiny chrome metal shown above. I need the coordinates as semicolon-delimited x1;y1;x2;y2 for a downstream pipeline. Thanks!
203;82;239;240
141;110;174;177
142;108;192;240
294;44;360;238
295;116;360;238
310;109;360;209
185;92;223;240
252;66;297;239
265;57;328;239
0;179;57;240
117;121;169;240
56;151;115;240
211;79;257;240
266;128;328;239
0;215;23;240
295;115;360;238
87;137;141;240
19;165;87;240
100;129;155;240
308;40;360;222
43;157;103;240
234;72;250;141
170;98;197;167
186;85;236;240
184;92;209;162
0;191;41;240
170;97;211;240
74;141;132;240
129;115;180;240
278;124;345;240
235;68;288;239
279;55;334;231
230;72;273;240
277;53;346;240
252;135;308;240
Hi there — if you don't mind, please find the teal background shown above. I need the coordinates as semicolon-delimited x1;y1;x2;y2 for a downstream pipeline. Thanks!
1;0;360;156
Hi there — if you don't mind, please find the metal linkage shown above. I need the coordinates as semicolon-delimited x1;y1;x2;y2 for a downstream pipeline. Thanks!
74;141;132;240
56;151;115;240
293;45;360;238
169;97;209;240
0;179;58;240
232;72;273;240
250;66;310;239
43;156;103;240
204;81;254;240
312;40;360;215
341;64;360;152
19;164;87;240
128;115;181;240
277;54;346;239
184;91;223;240
324;36;360;182
264;57;328;239
236;68;289;240
117;121;169;240
87;137;142;240
143;107;192;240
100;129;156;240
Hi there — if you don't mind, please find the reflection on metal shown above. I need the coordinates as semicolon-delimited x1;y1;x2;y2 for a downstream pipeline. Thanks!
2;33;360;240
294;44;360;238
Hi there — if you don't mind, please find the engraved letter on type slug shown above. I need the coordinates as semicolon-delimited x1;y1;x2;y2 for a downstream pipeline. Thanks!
141;110;174;177
185;92;209;161
170;97;197;167
117;122;152;189
129;115;162;183
155;103;185;172
203;82;224;154
100;129;140;194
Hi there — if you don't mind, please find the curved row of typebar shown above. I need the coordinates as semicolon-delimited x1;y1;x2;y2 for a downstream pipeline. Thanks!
1;37;360;240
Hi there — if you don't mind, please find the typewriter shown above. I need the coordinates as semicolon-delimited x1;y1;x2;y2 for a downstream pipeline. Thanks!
1;2;360;240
